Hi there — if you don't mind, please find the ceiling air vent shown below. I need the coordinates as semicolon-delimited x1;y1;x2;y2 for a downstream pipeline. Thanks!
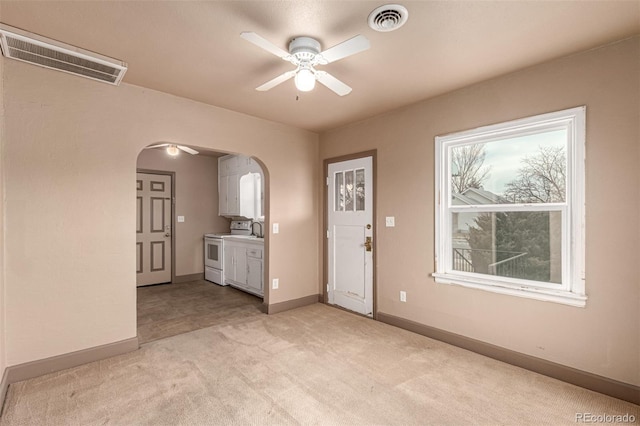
368;4;409;32
0;23;127;85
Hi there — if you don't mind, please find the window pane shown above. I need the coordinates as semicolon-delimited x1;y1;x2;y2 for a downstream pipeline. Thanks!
450;129;567;205
355;168;365;211
345;170;354;211
335;172;344;212
451;211;562;284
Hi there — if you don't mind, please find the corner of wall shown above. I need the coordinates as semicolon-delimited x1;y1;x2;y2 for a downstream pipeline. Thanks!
0;16;8;408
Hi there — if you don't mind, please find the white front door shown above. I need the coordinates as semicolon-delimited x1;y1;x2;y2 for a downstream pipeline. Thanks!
327;156;373;317
136;173;172;287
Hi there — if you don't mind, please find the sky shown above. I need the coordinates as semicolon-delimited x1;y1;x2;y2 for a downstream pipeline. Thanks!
473;129;566;195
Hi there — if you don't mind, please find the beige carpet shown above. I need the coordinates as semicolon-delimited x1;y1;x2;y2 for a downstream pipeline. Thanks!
1;303;638;425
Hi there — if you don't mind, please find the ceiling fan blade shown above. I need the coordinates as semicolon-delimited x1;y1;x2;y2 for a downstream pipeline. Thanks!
178;145;199;155
316;71;352;96
146;143;170;149
240;32;290;59
256;70;296;91
319;34;370;63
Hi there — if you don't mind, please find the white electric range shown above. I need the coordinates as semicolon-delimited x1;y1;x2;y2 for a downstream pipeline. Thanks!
204;220;253;285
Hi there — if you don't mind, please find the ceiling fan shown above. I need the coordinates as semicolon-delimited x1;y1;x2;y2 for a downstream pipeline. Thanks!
240;32;370;96
145;143;199;156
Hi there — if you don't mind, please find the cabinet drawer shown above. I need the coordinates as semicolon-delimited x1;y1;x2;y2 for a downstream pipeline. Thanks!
246;248;262;259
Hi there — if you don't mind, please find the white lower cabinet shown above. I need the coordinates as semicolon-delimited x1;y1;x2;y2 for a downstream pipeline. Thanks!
224;239;263;297
225;244;247;284
246;248;263;295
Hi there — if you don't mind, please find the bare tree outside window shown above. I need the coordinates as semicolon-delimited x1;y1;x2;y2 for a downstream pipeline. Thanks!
451;144;491;193
504;146;566;203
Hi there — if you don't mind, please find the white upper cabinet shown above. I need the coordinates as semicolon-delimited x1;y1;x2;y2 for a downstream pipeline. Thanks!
219;173;240;216
218;154;263;219
219;155;238;176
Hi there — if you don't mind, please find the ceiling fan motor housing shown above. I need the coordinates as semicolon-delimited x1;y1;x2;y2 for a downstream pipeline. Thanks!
289;36;321;62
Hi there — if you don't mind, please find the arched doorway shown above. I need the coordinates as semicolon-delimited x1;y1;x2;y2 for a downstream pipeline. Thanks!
135;143;269;344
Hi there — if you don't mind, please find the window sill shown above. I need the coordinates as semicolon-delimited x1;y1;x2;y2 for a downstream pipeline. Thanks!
432;273;587;307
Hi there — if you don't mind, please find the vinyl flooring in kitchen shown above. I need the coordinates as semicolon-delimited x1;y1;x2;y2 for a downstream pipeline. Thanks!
136;280;264;344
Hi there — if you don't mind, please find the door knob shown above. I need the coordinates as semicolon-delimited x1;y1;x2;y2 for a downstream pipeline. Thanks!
165;233;171;237
364;236;372;252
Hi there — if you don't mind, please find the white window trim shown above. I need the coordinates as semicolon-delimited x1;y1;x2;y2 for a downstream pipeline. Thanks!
434;106;586;307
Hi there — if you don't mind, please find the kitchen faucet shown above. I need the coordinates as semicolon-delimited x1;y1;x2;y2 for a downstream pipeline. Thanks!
251;221;263;238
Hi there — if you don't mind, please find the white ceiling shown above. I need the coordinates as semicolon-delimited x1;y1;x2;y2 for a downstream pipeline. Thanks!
1;1;638;133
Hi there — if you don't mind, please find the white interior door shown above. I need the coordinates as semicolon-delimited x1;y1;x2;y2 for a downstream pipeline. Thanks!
136;173;172;287
328;156;373;317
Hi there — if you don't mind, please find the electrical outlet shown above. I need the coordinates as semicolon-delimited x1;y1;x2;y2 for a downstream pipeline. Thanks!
272;278;279;289
273;223;279;234
400;291;407;302
385;216;395;227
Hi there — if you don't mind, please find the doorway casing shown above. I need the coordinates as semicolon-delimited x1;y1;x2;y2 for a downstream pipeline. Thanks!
137;168;176;285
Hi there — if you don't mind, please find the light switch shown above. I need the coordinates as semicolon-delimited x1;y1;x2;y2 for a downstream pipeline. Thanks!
273;223;279;234
177;216;185;223
385;216;395;227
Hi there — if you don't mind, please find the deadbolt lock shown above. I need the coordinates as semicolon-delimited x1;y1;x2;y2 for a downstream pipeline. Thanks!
364;236;372;252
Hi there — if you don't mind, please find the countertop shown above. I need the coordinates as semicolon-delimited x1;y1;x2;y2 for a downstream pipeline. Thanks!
224;235;264;244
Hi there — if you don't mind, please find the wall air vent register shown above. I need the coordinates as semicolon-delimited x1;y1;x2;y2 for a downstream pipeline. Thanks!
0;23;127;85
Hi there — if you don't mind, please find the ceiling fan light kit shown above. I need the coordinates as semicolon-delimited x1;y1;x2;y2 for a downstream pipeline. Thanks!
240;31;370;96
295;67;316;92
166;145;180;156
145;143;199;156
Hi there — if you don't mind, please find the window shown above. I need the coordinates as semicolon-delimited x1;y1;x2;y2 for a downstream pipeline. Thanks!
334;168;366;212
433;107;586;306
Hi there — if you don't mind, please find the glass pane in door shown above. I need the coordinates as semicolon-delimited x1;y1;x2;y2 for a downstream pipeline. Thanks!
355;168;365;211
345;170;354;211
335;172;344;211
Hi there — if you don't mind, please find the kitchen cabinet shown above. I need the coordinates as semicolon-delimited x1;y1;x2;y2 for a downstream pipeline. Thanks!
224;238;263;297
218;155;263;219
219;173;240;216
219;155;238;175
225;243;248;285
246;247;263;295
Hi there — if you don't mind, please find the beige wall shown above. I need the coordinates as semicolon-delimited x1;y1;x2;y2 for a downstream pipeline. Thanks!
137;149;229;277
0;11;6;379
3;61;319;366
320;37;640;386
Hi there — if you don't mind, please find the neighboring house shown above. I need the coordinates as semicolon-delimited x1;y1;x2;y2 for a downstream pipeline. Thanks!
451;187;500;248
